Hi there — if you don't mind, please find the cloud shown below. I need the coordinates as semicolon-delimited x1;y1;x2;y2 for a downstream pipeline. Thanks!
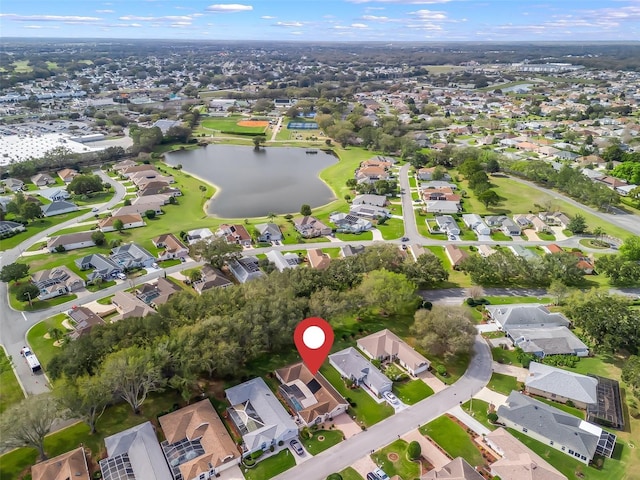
362;15;389;21
411;9;447;20
274;21;303;27
96;9;114;13
347;0;452;4
24;25;43;29
118;15;194;22
0;14;101;23
206;4;253;13
351;23;369;28
261;15;276;19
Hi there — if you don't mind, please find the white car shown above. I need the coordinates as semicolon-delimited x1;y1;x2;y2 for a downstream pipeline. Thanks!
91;207;99;212
383;391;400;406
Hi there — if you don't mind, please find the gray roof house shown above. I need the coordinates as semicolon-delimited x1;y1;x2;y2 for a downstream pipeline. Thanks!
3;178;24;192
225;377;298;455
349;204;390;219
37;187;70;202
75;253;123;282
508;245;538;261
435;215;461;235
525;362;598;409
425;200;460;214
486;304;570;331
41;200;78;217
329;347;392;396
0;220;26;236
329;212;372;233
510;326;589;358
110;243;155;270
351;194;388;207
501;218;522;236
293;216;332;238
226;256;263;283
100;421;173;480
265;250;299;272
254;223;282;243
461;214;490;236
497;391;616;464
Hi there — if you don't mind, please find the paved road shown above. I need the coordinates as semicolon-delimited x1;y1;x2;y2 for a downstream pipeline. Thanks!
273;334;493;480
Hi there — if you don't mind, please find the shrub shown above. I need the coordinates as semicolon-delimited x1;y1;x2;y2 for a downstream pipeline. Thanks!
327;475;343;480
566;400;575;408
487;412;498;423
407;440;421;460
278;440;284;447
436;365;447;376
55;244;66;252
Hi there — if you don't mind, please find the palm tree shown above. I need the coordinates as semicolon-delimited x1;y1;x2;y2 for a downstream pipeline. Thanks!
593;226;605;243
267;212;276;222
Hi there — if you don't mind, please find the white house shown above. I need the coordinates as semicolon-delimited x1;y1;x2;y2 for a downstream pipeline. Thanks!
47;231;96;253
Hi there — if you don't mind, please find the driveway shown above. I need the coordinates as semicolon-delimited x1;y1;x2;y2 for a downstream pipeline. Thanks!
477;234;492;242
474;387;508;408
492;362;529;382
371;228;384;241
523;229;541;241
350;455;379;479
550;226;568;240
332;412;362;439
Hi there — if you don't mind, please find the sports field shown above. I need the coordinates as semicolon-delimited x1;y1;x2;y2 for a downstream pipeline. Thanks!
200;115;269;135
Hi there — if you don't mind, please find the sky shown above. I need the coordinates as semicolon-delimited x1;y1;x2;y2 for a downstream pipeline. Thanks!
1;0;639;42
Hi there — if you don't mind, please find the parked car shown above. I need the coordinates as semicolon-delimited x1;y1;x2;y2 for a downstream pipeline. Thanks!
401;237;409;242
449;235;456;240
290;439;304;456
367;473;378;480
91;207;99;212
383;391;400;406
373;468;390;480
116;273;126;280
152;263;159;269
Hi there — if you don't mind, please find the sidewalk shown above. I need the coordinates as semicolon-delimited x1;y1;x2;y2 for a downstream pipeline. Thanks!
447;405;491;436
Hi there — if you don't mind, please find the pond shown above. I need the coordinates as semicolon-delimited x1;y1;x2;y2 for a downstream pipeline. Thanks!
164;145;338;218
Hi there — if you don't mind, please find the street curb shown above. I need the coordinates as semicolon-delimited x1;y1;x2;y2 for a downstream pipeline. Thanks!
0;343;28;398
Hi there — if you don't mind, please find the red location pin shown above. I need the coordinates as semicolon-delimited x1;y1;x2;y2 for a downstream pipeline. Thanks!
294;317;334;375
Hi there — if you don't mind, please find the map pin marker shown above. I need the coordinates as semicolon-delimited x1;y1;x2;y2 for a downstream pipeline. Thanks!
294;317;334;375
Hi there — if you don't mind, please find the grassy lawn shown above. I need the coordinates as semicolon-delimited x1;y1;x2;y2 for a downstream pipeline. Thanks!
486;372;520;395
533;396;585;419
303;429;344;455
490;231;512;241
8;284;77;312
0;391;183;480
426;246;472;288
376;218;405;240
0;348;25;414
509;429;628;480
336;231;373;241
371;439;420;480
427;353;471;386
393;379;434;405
339;467;364;480
242;450;296;480
420;416;485;468
26;314;68;369
461;399;497;431
0;210;87;251
491;347;520;366
320;364;394;427
86;279;117;293
201;115;268;135
485;296;551;305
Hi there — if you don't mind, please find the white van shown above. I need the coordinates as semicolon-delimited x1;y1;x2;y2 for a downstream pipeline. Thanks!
21;346;41;373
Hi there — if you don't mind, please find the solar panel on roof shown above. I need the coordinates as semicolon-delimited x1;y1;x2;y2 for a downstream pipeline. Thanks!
307;378;322;395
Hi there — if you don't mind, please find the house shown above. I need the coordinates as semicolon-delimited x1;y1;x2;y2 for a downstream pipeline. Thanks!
254;223;282;243
340;244;365;257
112;204;163;218
131;193;172;207
31;266;85;300
275;362;349;426
47;231;96;253
543;212;571;229
265;250;299;272
100;422;173;480
501;218;522;236
136;277;181;307
416;167;451;181
139;184;182;198
444;245;469;269
58;168;78;183
294;216;332;238
477;245;495;257
31;173;55;187
75;253;122;282
329;347;392;396
525;362;598;409
2;178;24;192
586;376;625;430
37;187;70;202
484;428;567;480
98;214;145;232
112;291;156;321
357;329;430;376
421;457;483;480
514;214;548;233
409;244;429;262
67;306;105;340
435;215;461;235
41;200;78;217
329;212;372;233
421;181;457;190
462;214;490;236
0;220;26;237
186;227;214;245
425;200;460;214
110;243;155;270
226;256;263;283
497;391;617;464
307;248;331;270
118;164;160;178
511;326;590;358
542;244;564;255
570;251;595;274
0;196;12;211
193;265;233;294
508;245;538;261
216;224;252;247
224;377;298;455
486;304;570;331
152;233;189;261
349;204;390;219
112;159;137;172
32;447;90;480
159;399;240;480
351;194;388;207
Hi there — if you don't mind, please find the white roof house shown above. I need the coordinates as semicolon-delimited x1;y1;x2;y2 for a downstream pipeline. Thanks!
329;347;392;396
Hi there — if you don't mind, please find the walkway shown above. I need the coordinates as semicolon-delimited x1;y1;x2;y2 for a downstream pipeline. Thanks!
371;228;383;241
447;405;491;436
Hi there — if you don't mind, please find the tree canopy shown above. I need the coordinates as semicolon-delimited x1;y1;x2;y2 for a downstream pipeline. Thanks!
412;306;476;359
0;262;30;283
67;174;105;195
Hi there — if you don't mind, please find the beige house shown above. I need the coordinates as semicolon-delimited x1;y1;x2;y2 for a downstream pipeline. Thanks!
159;399;240;479
111;291;155;321
444;244;469;269
421;457;483;480
31;266;85;300
152;233;189;261
357;329;430;376
98;213;145;232
307;248;331;270
57;168;78;183
32;447;90;480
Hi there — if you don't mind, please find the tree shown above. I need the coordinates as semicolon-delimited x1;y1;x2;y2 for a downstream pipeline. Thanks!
407;440;421;461
620;236;640;261
55;374;111;434
113;218;124;233
326;474;343;480
253;135;266;150
356;269;419;316
548;279;570;305
477;189;500;208
91;230;106;246
188;269;203;283
67;174;104;195
567;214;587;234
0;393;59;460
300;204;312;216
100;346;165;414
145;209;156;219
402;254;448;288
165;125;192;143
21;201;42;222
592;226;605;243
15;283;40;305
485;158;500;173
0;262;30;283
622;355;640;394
412;306;476;358
189;237;242;269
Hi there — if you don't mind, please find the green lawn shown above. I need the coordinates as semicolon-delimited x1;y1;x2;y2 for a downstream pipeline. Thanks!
86;279;116;293
0;348;25;414
485;296;552;305
339;467;365;480
201;115;268;135
491;231;512;241
486;372;520;395
303;429;344;455
336;231;373;241
371;439;420;480
428;353;471;386
509;429;627;480
393;379;434;405
376;218;405;240
320;364;394;427
242;450;296;480
426;246;472;288
533;396;585;419
0;210;87;251
461;399;497;431
491;347;521;366
420;416;485;468
26;314;69;369
8;283;77;312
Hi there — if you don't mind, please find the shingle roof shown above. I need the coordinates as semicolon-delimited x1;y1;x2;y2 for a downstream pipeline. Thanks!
422;457;483;480
357;329;430;372
525;362;597;406
32;447;89;480
329;347;392;394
